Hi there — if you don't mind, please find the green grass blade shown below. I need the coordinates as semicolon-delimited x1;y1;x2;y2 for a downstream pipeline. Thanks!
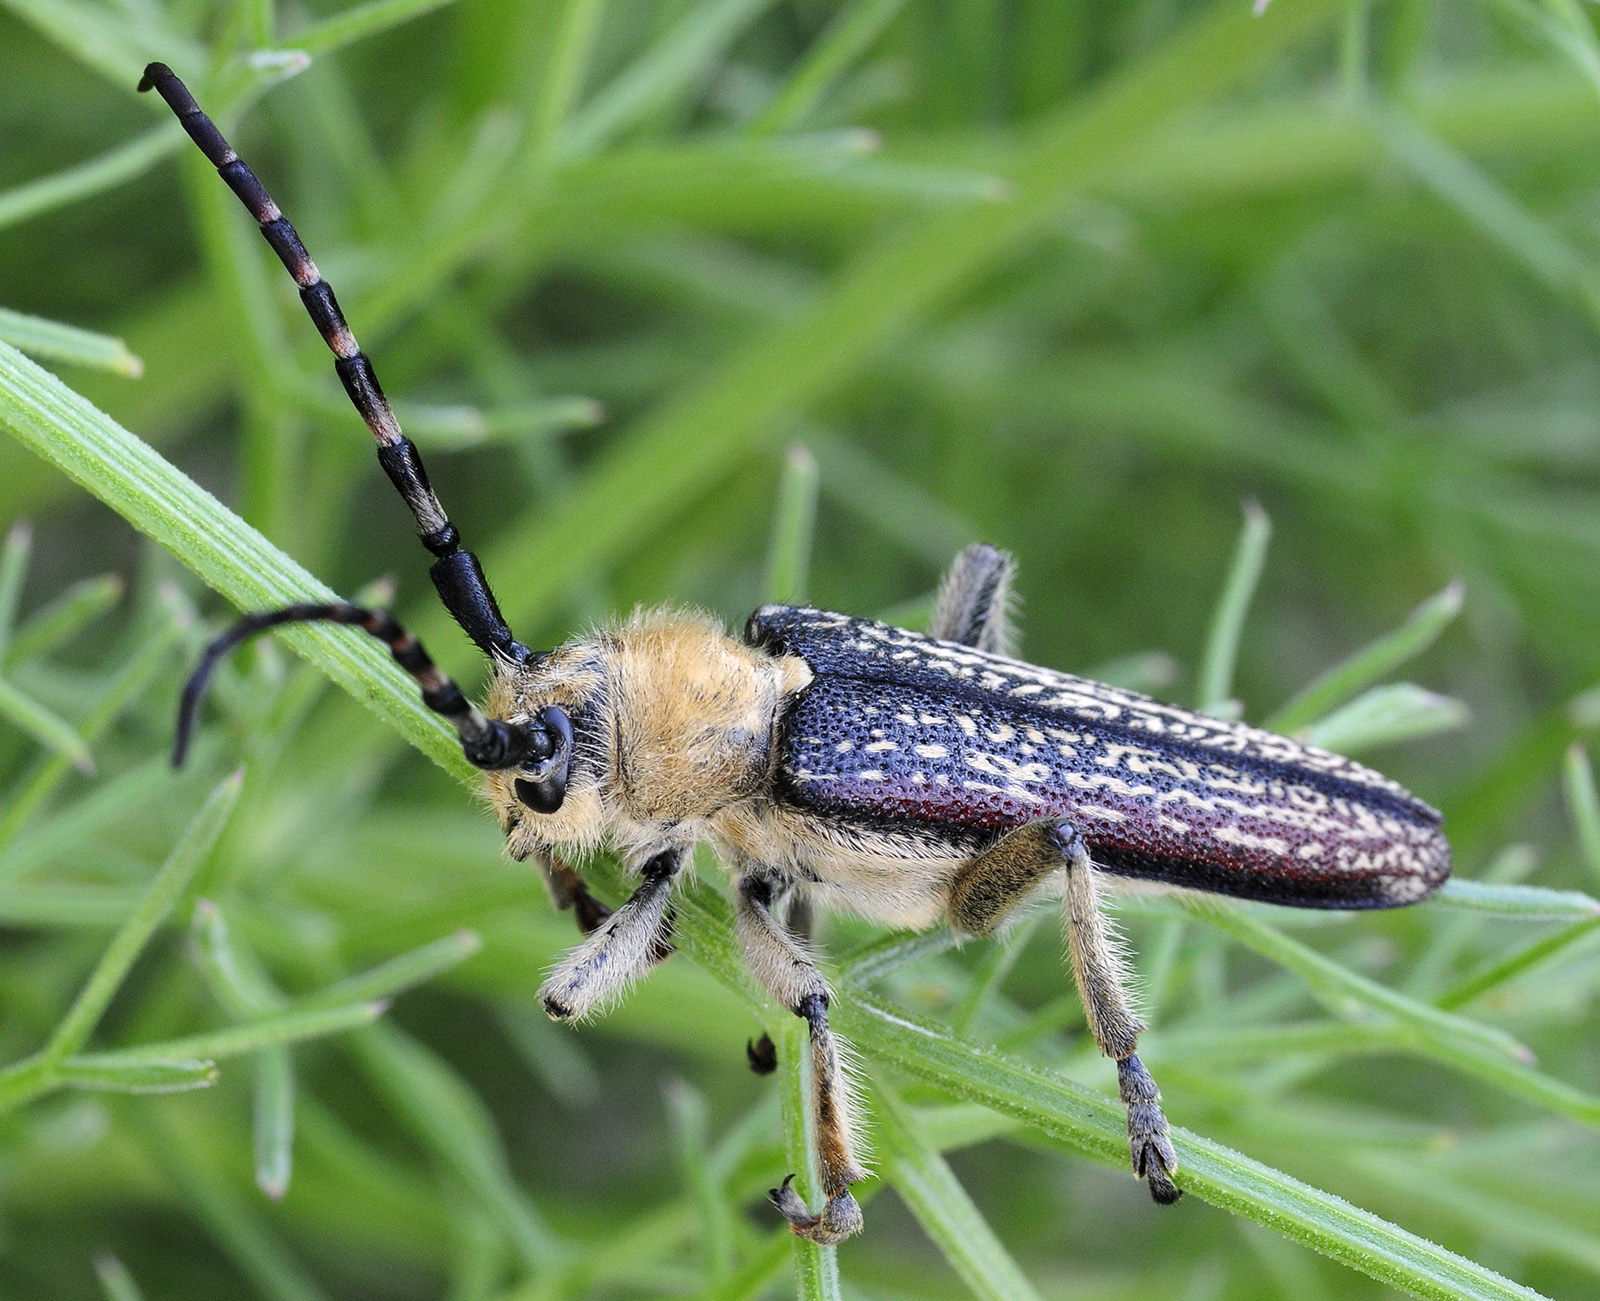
0;520;30;660
775;1014;841;1301
749;0;909;135
1169;892;1535;1065
1431;878;1600;919
1301;683;1471;754
0;307;143;378
0;340;469;779
1197;500;1270;715
1436;916;1600;1010
839;991;1546;1301
299;930;483;1009
4;573;124;668
763;444;820;605
1563;743;1600;883
94;1255;147;1301
58;1056;219;1093
347;1022;560;1271
666;1077;736;1279
1266;583;1464;734
286;0;466;56
558;0;781;157
140;1104;330;1301
191;898;284;1019
528;0;607;163
0;883;141;926
254;1046;295;1200
874;1075;1043;1301
42;769;243;1068
96;999;385;1063
0;600;188;848
0;676;94;771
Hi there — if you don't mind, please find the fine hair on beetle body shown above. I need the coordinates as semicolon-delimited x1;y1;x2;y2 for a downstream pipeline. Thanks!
144;61;1454;1244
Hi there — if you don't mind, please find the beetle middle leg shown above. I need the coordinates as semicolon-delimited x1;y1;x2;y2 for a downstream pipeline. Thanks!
735;871;866;1243
539;847;679;1020
933;543;1016;654
948;820;1181;1204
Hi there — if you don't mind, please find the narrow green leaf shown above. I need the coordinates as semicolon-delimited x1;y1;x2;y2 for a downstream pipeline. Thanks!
528;0;607;162
763;444;820;605
666;1077;735;1279
0;676;93;771
0;883;141;926
839;991;1545;1301
776;1013;841;1301
874;1076;1042;1301
1431;878;1600;919
1436;915;1600;1009
0;751;177;881
1197;500;1270;715
1267;583;1464;734
0;519;30;659
299;930;482;1009
254;1046;295;1200
285;0;464;56
4;572;123;668
42;770;243;1068
59;1056;218;1093
191;898;284;1020
1371;104;1600;324
1563;743;1600;884
346;1022;559;1271
749;0;910;135
139;1105;330;1301
94;1255;146;1301
1302;683;1471;754
0;340;468;779
1169;892;1535;1066
558;0;781;157
0;598;188;848
96;999;384;1063
0;307;143;378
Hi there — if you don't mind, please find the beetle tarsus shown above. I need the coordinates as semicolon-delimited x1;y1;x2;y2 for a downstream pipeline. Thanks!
768;1175;864;1244
1119;1053;1180;1204
746;1033;778;1074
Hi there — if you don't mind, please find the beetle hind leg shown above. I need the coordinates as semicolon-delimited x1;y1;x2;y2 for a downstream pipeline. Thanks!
948;819;1180;1204
735;872;867;1243
933;543;1017;654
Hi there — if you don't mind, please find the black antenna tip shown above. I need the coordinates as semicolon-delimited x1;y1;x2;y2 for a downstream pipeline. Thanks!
138;63;168;93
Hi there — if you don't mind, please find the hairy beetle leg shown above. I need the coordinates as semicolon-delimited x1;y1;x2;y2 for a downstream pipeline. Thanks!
537;854;614;935
737;874;868;1241
539;849;680;1020
949;818;1181;1204
768;1174;864;1245
1119;1054;1180;1204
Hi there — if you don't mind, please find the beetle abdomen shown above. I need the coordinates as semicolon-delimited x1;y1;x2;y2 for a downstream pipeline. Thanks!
754;607;1450;910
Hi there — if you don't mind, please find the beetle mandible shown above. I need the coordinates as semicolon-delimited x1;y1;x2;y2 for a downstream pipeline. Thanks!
143;62;1452;1242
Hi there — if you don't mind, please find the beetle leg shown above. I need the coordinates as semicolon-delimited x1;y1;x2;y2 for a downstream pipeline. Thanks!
538;848;679;1021
536;854;614;935
948;820;1180;1204
736;872;866;1244
932;543;1016;654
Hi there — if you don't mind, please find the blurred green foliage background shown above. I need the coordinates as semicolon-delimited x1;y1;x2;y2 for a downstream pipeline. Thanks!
2;0;1600;1295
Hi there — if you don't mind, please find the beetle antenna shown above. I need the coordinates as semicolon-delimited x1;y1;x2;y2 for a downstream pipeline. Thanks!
173;604;541;771
138;62;528;664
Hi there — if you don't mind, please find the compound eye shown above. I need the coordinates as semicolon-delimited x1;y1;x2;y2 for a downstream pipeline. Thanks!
513;705;573;814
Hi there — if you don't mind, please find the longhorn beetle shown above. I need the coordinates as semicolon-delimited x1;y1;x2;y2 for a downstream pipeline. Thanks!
143;62;1453;1240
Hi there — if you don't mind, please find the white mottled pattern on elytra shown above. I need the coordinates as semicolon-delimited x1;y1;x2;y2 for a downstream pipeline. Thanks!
767;607;1421;804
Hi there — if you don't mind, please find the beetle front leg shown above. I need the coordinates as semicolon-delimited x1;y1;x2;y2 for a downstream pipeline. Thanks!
735;872;866;1244
948;820;1180;1204
536;853;614;935
538;848;679;1020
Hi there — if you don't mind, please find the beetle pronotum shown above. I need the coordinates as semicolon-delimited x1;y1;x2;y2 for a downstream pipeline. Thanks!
143;61;1452;1240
